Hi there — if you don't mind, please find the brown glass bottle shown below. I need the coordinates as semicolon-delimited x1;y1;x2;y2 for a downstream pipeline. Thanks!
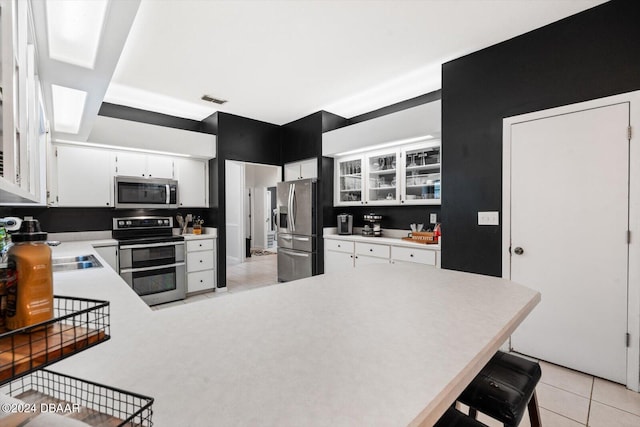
5;218;53;330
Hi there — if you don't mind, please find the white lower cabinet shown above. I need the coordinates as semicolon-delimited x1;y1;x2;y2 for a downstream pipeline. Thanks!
390;246;437;266
324;240;354;274
186;238;217;293
324;237;439;273
354;242;389;268
93;244;118;272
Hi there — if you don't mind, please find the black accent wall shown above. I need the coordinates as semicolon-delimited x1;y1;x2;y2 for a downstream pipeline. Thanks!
280;111;347;275
99;102;206;133
213;112;282;287
441;0;640;277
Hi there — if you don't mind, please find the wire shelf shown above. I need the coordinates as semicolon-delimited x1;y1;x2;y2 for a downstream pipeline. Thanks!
0;296;111;385
2;369;154;426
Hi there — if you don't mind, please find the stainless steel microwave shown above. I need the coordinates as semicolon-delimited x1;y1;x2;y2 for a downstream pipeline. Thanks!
115;176;178;209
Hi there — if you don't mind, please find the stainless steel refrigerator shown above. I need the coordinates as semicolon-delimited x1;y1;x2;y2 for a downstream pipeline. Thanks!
277;178;317;282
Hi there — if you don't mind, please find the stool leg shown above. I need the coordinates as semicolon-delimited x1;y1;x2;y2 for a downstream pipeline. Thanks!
527;391;542;427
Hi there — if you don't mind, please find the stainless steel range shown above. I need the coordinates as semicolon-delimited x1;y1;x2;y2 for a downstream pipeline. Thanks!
112;216;186;306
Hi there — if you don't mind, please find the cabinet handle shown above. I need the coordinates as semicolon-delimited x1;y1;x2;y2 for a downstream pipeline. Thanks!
200;260;203;263
337;244;341;248
106;202;109;206
199;244;203;247
410;254;414;257
200;279;203;283
369;248;373;252
142;174;145;177
401;200;405;203
350;255;353;258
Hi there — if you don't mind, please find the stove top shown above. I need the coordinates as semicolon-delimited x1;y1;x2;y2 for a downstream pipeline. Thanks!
112;216;179;242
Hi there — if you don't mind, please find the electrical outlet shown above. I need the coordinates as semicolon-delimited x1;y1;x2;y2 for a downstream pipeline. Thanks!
429;213;437;223
478;211;499;226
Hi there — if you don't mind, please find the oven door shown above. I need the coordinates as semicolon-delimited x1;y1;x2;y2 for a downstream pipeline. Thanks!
120;264;186;306
115;176;178;209
119;241;186;305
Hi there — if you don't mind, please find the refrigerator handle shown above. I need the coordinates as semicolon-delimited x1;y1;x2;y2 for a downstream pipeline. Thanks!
287;184;292;233
291;183;296;233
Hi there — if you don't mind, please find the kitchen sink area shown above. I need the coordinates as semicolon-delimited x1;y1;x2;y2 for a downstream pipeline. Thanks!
52;254;103;272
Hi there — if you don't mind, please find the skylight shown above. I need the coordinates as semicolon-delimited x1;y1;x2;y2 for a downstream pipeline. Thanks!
46;0;109;69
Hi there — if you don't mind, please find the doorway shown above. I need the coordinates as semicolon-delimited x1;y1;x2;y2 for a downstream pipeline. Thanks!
225;160;281;292
502;91;640;390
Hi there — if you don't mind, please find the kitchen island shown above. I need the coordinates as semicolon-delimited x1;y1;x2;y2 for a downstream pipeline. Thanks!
49;241;539;426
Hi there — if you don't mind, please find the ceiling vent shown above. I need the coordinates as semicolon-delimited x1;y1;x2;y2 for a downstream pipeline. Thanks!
201;94;227;105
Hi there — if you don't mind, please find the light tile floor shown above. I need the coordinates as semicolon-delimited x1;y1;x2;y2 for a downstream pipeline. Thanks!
468;358;640;427
152;251;278;310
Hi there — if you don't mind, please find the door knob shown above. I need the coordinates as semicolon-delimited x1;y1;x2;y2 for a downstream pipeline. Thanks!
514;247;524;255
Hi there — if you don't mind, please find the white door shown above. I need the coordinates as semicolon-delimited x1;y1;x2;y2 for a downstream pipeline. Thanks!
225;160;245;265
114;151;147;177
175;157;207;207
324;251;354;274
146;155;174;179
509;102;629;384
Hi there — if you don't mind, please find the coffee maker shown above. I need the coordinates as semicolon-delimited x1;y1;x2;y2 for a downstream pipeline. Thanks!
337;214;353;235
362;213;382;237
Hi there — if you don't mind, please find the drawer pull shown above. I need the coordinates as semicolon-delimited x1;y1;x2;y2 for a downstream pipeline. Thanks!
338;244;341;248
200;279;203;283
410;254;414;257
369;248;373;252
200;260;203;263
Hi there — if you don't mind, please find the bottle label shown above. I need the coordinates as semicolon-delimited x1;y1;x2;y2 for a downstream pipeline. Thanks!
5;259;18;318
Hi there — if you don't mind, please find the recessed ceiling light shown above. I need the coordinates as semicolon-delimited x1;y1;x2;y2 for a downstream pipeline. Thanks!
201;95;227;105
46;0;109;69
51;84;87;133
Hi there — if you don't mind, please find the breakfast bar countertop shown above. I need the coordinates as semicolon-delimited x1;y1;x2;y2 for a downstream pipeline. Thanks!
49;240;539;427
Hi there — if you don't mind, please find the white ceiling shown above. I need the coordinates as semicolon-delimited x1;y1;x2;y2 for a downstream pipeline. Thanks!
61;0;600;129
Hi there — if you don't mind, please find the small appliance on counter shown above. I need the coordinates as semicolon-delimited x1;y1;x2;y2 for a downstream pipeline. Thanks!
337;214;353;235
362;213;382;237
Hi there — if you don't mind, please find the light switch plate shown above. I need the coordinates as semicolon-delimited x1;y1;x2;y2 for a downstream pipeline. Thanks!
478;211;499;226
430;213;437;223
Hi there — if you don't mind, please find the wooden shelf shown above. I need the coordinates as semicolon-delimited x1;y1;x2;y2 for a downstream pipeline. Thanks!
0;324;107;384
0;296;110;386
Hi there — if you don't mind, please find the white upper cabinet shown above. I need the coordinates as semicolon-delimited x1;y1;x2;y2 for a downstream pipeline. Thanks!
53;143;209;208
334;139;441;206
115;152;174;179
0;0;47;205
284;158;317;181
174;157;208;207
55;145;113;207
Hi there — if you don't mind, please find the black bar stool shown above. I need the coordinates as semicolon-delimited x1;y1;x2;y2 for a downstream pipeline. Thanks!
435;407;489;427
458;351;542;427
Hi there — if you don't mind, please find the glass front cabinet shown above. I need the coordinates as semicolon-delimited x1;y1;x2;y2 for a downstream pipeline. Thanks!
334;140;441;207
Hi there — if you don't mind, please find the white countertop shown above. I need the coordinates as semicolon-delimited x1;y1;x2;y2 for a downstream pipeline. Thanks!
324;232;441;251
48;241;538;426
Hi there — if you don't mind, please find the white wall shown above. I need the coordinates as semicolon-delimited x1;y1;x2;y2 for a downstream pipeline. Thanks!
244;163;280;250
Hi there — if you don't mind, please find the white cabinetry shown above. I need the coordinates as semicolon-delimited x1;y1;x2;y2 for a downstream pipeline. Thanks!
354;242;390;267
174;158;208;207
55;145;113;207
324;237;439;273
324;240;354;274
390;245;437;266
284;158;317;181
52;143;210;207
93;244;118;272
334;140;441;207
115;152;173;178
0;0;47;205
186;238;216;293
